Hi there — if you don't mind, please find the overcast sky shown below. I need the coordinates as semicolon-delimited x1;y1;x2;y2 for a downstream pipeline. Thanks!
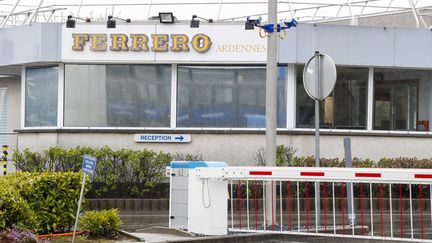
1;0;432;24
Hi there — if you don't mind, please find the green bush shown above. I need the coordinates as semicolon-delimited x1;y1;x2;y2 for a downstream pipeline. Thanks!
2;172;86;234
255;145;432;169
0;177;37;230
13;146;198;198
79;209;122;239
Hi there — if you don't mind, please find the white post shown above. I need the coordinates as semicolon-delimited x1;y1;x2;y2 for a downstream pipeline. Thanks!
265;0;278;226
314;51;321;228
72;173;86;243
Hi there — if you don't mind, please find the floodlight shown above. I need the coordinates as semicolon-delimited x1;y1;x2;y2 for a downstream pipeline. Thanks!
106;15;131;28
66;15;91;28
66;15;75;28
190;15;200;28
159;12;175;23
107;16;116;28
245;17;262;30
190;15;213;28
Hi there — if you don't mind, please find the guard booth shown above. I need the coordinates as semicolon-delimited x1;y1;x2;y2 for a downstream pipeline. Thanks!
166;161;228;235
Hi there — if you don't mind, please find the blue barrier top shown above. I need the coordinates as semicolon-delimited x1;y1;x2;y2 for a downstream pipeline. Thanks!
170;161;227;169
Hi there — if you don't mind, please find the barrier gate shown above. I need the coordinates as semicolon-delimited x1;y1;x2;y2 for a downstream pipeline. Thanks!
167;161;432;242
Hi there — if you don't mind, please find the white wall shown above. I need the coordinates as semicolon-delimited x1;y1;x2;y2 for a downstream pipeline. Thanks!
0;76;20;174
15;132;432;166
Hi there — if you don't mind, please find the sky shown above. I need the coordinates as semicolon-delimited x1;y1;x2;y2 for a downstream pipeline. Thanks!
1;0;432;25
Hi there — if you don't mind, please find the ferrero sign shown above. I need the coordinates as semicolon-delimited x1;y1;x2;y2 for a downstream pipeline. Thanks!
72;33;212;53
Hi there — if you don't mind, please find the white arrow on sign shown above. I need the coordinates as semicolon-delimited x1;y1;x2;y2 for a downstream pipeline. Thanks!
133;134;192;143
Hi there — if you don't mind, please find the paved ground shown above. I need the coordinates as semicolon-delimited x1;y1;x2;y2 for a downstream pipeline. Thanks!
119;210;430;242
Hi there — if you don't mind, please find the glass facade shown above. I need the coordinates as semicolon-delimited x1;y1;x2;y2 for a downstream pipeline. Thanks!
374;69;432;131
177;66;286;128
296;66;368;129
25;66;58;127
64;64;171;127
23;63;432;133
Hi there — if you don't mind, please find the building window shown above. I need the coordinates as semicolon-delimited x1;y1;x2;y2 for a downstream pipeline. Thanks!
64;65;171;127
25;66;58;127
374;69;431;131
296;66;368;129
177;66;286;128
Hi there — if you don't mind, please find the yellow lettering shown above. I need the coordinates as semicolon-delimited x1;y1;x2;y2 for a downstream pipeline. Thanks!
151;34;169;52
130;34;149;51
170;34;189;52
110;34;129;51
72;34;89;51
90;34;107;51
191;33;212;53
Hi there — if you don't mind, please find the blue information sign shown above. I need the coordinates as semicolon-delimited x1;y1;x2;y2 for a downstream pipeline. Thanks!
82;155;97;175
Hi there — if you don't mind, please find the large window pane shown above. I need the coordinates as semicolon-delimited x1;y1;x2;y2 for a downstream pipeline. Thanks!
374;69;431;131
64;65;171;127
25;66;58;127
177;66;286;128
296;66;368;129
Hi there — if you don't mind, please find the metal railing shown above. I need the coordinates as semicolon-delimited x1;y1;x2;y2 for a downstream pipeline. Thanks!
196;166;432;242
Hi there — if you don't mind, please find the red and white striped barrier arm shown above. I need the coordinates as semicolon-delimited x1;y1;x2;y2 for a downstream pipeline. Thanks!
194;166;432;183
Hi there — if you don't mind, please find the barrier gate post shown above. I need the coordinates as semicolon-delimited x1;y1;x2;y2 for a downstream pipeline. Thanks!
2;145;7;176
168;161;228;235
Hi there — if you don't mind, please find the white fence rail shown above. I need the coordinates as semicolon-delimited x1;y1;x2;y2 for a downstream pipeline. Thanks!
195;167;432;242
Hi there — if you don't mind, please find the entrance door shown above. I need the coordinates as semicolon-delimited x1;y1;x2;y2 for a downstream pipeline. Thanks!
374;80;418;130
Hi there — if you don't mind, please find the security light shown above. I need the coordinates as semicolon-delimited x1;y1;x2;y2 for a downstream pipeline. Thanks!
66;15;91;28
107;16;116;28
190;15;213;28
159;12;175;23
190;16;199;28
245;17;261;30
106;15;131;28
66;15;76;28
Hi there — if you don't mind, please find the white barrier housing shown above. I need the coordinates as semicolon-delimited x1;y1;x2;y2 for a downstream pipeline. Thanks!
167;161;228;235
169;163;432;240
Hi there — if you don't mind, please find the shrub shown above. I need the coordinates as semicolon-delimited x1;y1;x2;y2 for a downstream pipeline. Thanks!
13;146;197;198
79;209;123;239
255;145;432;169
0;225;41;243
0;178;37;230
255;145;297;166
3;172;86;234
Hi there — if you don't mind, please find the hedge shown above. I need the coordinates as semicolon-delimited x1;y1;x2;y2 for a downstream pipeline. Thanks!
13;146;202;198
79;209;122;239
0;177;37;230
255;145;432;168
0;172;86;234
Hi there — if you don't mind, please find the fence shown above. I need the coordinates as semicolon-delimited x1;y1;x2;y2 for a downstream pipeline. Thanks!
194;166;432;242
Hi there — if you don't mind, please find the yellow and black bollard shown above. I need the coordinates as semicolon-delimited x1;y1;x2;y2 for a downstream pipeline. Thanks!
3;145;7;176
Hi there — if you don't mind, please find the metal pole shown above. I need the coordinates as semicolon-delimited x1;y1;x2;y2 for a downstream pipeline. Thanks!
72;173;86;243
344;137;355;226
314;51;321;228
0;0;21;29
265;0;278;227
2;145;7;176
25;0;44;25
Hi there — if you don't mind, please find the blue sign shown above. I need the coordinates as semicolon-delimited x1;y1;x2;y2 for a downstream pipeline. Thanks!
82;155;97;175
134;134;191;143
